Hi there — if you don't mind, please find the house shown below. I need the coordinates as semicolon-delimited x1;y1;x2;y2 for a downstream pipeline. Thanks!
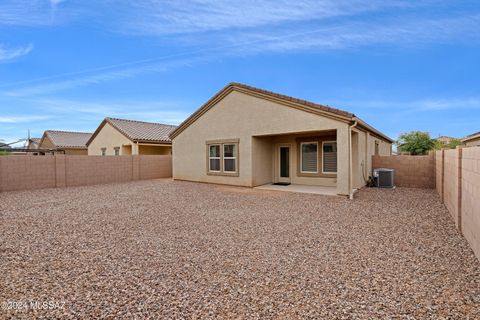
26;138;41;149
86;117;177;156
462;131;480;147
170;83;393;197
435;136;456;144
39;130;92;155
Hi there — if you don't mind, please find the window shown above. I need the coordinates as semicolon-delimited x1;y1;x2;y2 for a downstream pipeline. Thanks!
375;141;379;155
223;144;237;172
322;142;337;173
300;142;318;173
209;144;221;172
206;140;239;175
101;148;106;156
114;147;120;156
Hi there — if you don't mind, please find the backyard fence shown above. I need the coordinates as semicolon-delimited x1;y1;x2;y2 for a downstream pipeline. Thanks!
435;147;480;261
0;155;172;192
374;147;479;261
372;153;435;188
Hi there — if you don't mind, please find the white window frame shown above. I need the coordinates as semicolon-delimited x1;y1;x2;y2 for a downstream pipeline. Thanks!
208;144;221;173
223;144;237;173
300;141;318;174
114;147;120;156
322;141;337;174
101;147;106;156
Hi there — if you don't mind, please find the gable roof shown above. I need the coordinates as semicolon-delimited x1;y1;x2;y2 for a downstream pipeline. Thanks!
462;131;480;142
86;117;177;146
40;130;92;149
169;82;393;143
27;138;41;149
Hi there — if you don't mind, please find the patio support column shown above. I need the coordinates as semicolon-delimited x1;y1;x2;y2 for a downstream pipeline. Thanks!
336;126;351;196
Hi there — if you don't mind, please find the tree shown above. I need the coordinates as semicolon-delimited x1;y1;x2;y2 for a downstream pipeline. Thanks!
446;138;463;149
433;138;464;150
396;131;435;155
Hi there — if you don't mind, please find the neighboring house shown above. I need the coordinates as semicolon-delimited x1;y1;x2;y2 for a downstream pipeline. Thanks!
87;117;177;156
462;131;480;147
170;83;393;197
436;136;456;144
39;130;92;155
27;138;41;149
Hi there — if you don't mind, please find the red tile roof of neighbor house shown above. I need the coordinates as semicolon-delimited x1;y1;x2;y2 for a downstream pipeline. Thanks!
87;118;177;146
170;82;394;143
43;130;92;149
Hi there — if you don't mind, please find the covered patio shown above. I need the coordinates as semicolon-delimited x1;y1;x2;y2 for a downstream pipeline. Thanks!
251;129;350;195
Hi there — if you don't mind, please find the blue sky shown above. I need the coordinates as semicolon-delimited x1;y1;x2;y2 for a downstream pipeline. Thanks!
1;0;480;145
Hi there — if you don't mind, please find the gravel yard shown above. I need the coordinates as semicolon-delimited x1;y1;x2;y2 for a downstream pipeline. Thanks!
1;180;479;319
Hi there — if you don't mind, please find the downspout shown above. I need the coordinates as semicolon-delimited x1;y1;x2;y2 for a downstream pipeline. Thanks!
348;119;358;200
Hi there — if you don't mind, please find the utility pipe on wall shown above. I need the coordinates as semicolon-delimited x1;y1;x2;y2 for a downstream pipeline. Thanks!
348;119;358;199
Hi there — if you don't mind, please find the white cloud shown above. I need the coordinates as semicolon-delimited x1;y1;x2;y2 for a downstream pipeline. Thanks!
0;44;33;62
0;115;51;123
216;14;480;54
329;97;480;112
17;97;191;125
113;0;416;35
3;55;206;97
0;0;77;26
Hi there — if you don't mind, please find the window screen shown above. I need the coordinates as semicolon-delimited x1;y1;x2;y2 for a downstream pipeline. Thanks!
223;144;236;172
209;145;220;171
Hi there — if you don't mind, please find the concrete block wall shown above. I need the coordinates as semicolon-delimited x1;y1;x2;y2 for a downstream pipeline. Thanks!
0;155;172;192
460;147;480;260
443;149;460;227
372;153;435;188
436;146;480;261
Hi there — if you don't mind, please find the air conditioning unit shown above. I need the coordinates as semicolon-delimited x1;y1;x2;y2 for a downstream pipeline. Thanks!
373;168;395;188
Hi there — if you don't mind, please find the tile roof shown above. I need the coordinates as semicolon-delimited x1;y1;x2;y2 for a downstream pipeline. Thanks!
170;82;393;143
463;131;480;142
44;130;92;149
106;118;177;143
230;82;355;118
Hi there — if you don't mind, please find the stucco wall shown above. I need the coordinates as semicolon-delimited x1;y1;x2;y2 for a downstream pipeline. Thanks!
251;136;273;186
39;135;55;149
139;145;171;155
88;122;133;156
172;90;352;193
64;149;88;155
0;155;172;192
464;138;480;147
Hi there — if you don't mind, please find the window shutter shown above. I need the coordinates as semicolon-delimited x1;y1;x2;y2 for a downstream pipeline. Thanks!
301;143;318;172
323;143;337;173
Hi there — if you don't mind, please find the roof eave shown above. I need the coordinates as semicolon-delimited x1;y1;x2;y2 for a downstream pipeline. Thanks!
170;83;354;139
354;117;394;143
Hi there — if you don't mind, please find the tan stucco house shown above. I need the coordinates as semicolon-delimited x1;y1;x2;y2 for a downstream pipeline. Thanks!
39;130;92;155
26;138;41;149
170;83;393;197
462;131;480;147
87;117;177;156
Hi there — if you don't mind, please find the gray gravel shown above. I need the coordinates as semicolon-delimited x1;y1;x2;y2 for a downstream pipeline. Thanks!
1;180;479;319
